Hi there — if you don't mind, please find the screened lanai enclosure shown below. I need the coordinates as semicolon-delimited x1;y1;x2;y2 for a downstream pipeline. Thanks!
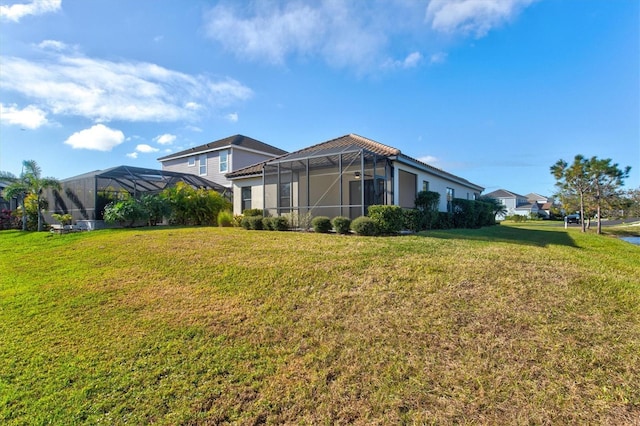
47;166;228;227
262;145;393;220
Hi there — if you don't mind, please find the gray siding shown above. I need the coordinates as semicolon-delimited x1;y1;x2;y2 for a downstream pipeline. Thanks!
232;150;275;170
161;147;280;189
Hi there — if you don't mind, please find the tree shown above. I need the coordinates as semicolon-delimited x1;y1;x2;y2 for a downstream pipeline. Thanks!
1;161;61;231
587;157;631;234
0;170;28;231
479;196;507;220
551;155;591;232
624;187;640;218
551;155;631;234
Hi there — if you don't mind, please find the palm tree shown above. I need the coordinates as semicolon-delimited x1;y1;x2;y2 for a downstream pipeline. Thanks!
0;160;61;231
479;196;508;221
0;170;28;231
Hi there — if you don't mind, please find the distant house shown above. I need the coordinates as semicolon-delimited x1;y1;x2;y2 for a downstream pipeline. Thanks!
158;134;288;189
526;192;554;218
0;180;18;211
484;189;552;220
226;133;484;219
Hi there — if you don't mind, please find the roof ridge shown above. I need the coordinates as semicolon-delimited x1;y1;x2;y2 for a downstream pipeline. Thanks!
348;133;401;155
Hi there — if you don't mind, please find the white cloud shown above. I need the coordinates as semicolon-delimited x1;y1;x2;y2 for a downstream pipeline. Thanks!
382;51;423;70
126;152;138;159
154;133;176;145
203;1;536;71
203;1;391;71
37;39;69;51
0;48;253;123
0;103;48;129
225;112;238;123
403;52;423;68
426;0;536;37
135;144;159;153
64;124;125;151
429;52;448;64
0;0;61;22
417;155;442;167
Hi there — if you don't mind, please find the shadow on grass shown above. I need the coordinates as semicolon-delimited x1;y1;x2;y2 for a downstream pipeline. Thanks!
418;225;578;248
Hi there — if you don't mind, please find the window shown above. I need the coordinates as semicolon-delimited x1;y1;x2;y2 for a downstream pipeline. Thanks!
446;187;454;212
279;182;291;212
241;187;252;212
219;150;228;173
188;157;195;167
422;180;429;192
199;154;207;175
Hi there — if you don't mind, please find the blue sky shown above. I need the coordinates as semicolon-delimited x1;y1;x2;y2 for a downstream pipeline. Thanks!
1;0;638;197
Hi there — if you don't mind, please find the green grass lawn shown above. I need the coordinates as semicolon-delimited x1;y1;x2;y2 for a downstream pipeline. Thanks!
1;224;639;424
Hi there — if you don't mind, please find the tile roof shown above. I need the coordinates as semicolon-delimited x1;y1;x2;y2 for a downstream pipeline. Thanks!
226;134;399;178
157;134;287;161
226;134;483;191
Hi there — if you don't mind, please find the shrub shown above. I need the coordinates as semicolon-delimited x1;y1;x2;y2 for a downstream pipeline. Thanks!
434;212;452;229
414;191;440;230
271;216;289;231
233;215;244;227
51;213;73;225
103;199;145;227
367;205;403;234
311;216;332;233
262;217;274;230
246;216;264;230
331;216;351;234
242;208;263;217
351;216;378;236
506;214;527;223
240;216;252;230
161;182;230;226
401;209;421;232
217;210;234;227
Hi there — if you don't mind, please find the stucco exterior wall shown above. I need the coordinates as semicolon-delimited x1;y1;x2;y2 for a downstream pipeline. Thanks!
232;176;263;214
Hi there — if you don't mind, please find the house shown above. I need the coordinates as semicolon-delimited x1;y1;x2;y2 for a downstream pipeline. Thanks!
526;192;554;217
0;180;19;211
226;133;484;220
158;134;288;189
484;189;550;220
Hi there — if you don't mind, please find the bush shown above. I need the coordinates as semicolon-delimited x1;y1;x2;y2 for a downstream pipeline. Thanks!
240;216;252;230
244;216;264;230
233;215;244;227
217;210;234;227
103;199;145;227
351;216;378;236
161;182;230;226
51;213;73;225
242;209;263;217
506;214;527;223
402;209;421;232
262;217;274;230
414;191;440;230
311;216;332;233
271;216;289;231
331;216;351;234
434;212;452;229
367;205;403;234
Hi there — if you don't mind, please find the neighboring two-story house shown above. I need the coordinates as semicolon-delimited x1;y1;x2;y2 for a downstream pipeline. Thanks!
484;189;552;220
158;134;288;189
